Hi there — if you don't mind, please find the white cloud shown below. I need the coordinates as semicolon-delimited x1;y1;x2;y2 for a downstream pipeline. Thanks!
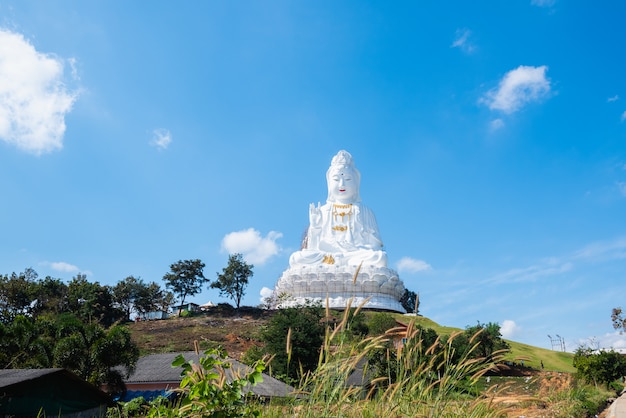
260;287;274;303
396;257;432;273
480;65;551;114
607;95;619;102
486;260;572;284
221;228;282;265
0;28;79;155
575;332;626;352
618;182;626;197
489;118;505;131
150;128;172;150
573;236;626;261
620;111;626;122
48;261;80;273
500;319;521;338
451;28;475;54
531;0;556;7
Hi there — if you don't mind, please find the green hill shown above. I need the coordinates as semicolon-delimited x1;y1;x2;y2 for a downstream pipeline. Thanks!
128;309;575;373
393;313;575;373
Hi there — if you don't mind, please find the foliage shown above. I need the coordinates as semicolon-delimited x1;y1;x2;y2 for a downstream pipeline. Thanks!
163;259;207;315
53;313;139;389
113;276;174;321
146;347;264;418
447;321;509;363
0;268;39;322
284;305;506;418
0;314;54;368
573;347;626;388
31;276;69;317
261;303;325;382
1;268;175;327
612;306;626;333
211;254;253;309
67;274;124;327
400;289;419;314
0;313;138;389
367;311;398;336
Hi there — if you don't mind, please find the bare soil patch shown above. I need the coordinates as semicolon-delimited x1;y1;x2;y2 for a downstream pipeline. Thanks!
128;308;270;359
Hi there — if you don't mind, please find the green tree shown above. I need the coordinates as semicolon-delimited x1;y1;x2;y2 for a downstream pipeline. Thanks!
0;268;39;322
53;313;139;390
112;276;142;321
163;259;207;315
67;274;122;327
261;304;324;382
368;311;398;336
0;315;55;369
31;276;68;318
112;276;171;321
135;281;173;318
400;289;419;314
211;254;253;309
463;321;509;360
0;313;138;390
573;347;626;388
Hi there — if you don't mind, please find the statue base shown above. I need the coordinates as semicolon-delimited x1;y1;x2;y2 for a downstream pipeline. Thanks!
274;264;406;313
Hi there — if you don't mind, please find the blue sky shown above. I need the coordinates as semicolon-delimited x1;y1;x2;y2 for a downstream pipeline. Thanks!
1;0;626;352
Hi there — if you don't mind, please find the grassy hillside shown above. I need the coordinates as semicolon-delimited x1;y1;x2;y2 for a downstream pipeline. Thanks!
396;313;575;373
127;308;575;373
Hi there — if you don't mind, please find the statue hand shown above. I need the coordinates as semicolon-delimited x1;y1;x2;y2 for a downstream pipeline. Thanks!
309;203;322;226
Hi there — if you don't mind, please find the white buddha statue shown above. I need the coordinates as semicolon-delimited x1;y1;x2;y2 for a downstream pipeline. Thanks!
289;150;388;268
275;150;405;312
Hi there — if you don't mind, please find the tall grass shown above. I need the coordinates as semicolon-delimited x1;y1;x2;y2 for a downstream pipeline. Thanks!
268;299;508;417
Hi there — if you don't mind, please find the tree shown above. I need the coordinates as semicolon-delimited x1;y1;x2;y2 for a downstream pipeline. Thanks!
52;313;139;390
400;289;419;314
573;347;626;388
31;276;68;318
261;303;325;382
135;282;173;317
112;276;171;321
163;259;207;315
66;274;122;327
112;276;143;321
0;313;138;390
0;268;39;322
612;307;626;333
211;254;253;309
368;311;398;336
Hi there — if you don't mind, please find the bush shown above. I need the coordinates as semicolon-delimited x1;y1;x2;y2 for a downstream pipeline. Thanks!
147;347;265;418
367;312;397;336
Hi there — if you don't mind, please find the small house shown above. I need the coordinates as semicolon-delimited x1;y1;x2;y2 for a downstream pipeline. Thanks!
0;368;110;417
120;351;295;402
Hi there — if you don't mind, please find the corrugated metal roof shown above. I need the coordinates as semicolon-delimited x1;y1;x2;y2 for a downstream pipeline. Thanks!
124;351;296;398
0;368;65;388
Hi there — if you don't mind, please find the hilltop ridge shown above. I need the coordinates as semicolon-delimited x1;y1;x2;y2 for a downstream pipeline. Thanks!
127;307;575;373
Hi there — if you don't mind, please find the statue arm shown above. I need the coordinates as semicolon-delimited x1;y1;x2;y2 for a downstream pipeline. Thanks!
307;203;322;249
360;206;384;249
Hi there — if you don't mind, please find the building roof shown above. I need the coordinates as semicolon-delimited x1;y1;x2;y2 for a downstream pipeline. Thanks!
0;368;110;416
124;351;295;398
0;368;64;388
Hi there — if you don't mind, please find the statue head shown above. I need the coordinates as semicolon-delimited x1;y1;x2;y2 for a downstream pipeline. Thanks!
326;150;361;204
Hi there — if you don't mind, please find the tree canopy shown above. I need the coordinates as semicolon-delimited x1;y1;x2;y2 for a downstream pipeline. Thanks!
163;259;207;314
261;303;325;382
211;253;253;309
113;276;173;321
400;289;419;314
611;307;625;333
573;347;626;388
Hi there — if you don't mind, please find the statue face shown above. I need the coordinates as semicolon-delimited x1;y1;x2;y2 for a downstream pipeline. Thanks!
328;167;358;203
